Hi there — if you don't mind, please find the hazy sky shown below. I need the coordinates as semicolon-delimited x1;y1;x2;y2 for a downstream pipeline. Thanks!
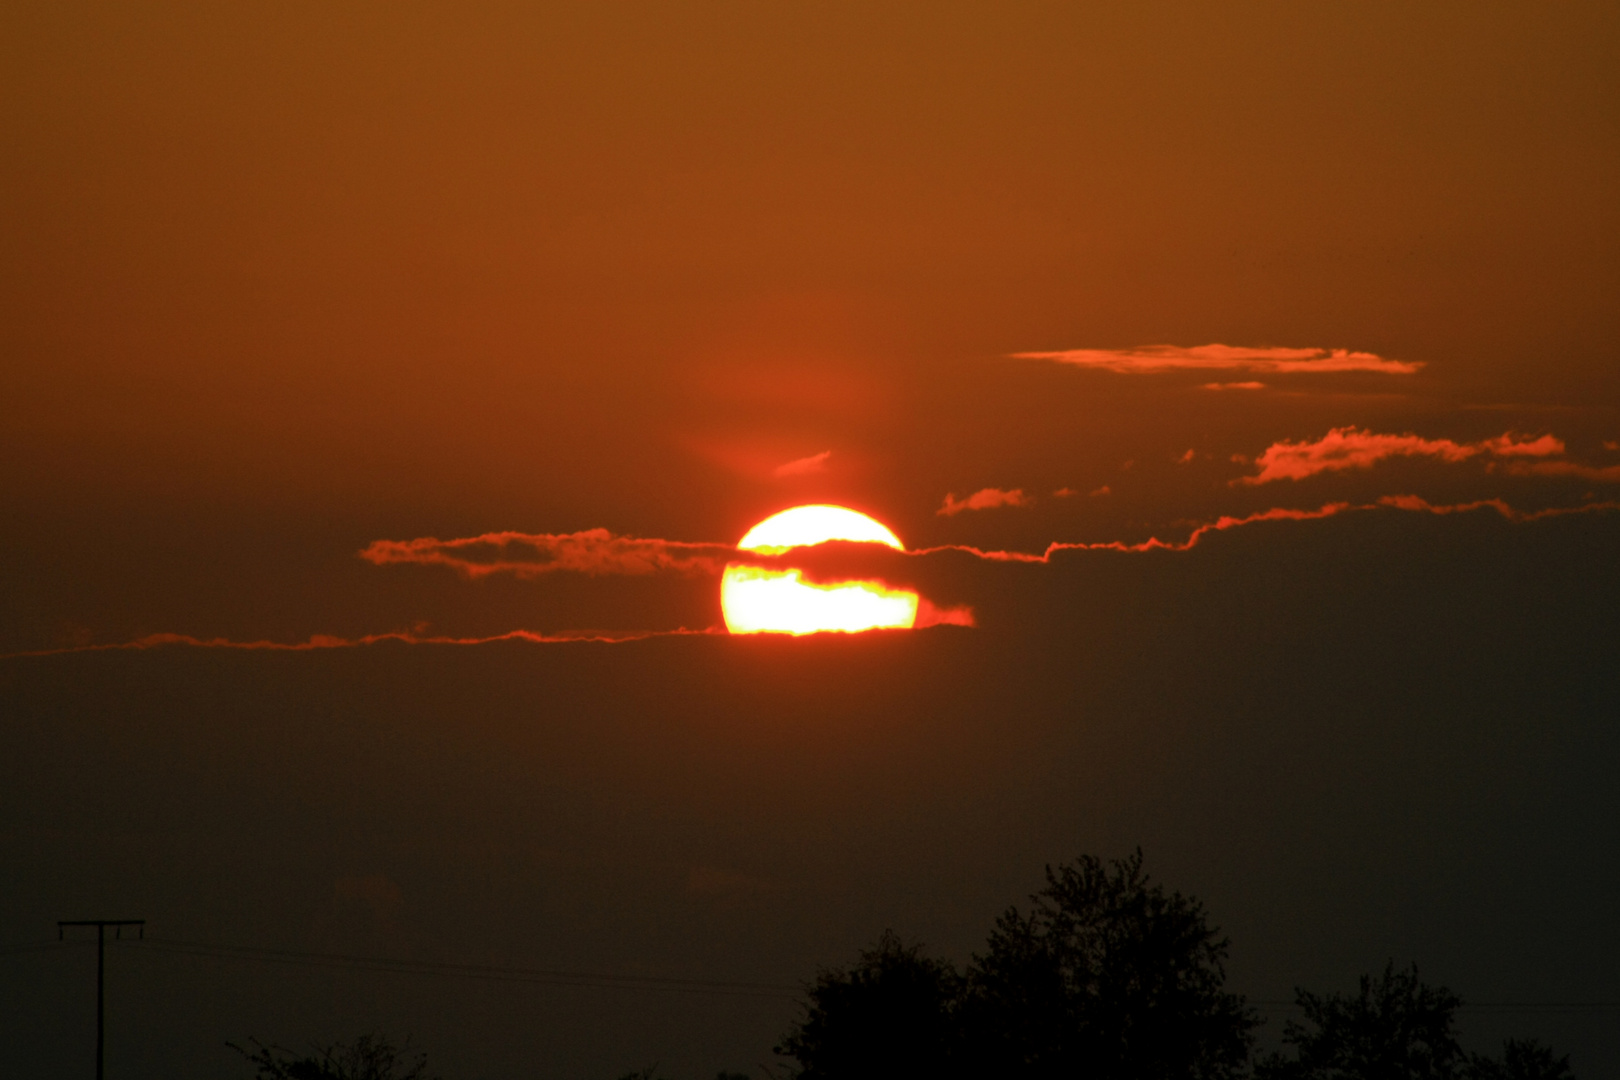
3;3;1618;1077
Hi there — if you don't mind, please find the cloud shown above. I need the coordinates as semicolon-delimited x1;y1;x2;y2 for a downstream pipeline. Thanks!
773;450;831;478
1239;428;1565;484
916;599;975;628
1053;487;1078;497
1177;449;1197;464
1480;434;1565;457
22;494;1617;662
916;496;1620;564
1203;381;1267;391
1504;460;1620;482
359;529;736;579
1013;344;1421;375
937;488;1033;516
3;627;723;660
1090;485;1111;496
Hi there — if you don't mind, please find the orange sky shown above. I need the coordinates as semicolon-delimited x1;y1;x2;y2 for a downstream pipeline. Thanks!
4;1;1618;649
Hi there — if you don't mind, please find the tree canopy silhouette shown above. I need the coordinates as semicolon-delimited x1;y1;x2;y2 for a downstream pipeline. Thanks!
777;850;1257;1079
1256;963;1574;1080
773;930;962;1079
960;850;1255;1079
777;854;1578;1080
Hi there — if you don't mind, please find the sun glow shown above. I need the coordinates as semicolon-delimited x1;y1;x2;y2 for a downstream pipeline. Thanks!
721;505;919;635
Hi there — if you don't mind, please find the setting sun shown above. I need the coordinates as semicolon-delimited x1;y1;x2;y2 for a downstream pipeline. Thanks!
721;506;919;635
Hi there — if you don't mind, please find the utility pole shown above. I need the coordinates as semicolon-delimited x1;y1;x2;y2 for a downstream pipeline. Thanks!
58;919;144;1080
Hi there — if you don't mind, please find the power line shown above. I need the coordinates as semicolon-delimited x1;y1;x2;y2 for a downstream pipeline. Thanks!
0;940;77;958
13;936;1619;1012
116;936;801;999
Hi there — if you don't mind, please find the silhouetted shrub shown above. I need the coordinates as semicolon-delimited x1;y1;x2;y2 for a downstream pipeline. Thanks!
230;1033;437;1080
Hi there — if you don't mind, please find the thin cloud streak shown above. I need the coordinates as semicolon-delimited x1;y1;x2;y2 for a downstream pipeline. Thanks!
938;488;1033;516
1013;344;1421;375
1240;428;1565;484
2;627;725;660
914;496;1620;563
20;498;1616;660
1506;461;1620;482
359;529;736;579
773;450;832;477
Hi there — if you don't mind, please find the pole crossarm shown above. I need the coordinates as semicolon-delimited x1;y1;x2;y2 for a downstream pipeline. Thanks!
58;920;145;940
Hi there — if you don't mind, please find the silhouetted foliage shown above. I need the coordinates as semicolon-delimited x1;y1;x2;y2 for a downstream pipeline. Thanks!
1256;963;1464;1080
1256;964;1576;1080
1469;1039;1575;1080
774;930;962;1079
959;850;1257;1079
776;854;1578;1080
776;851;1256;1079
613;1068;750;1080
230;1033;437;1080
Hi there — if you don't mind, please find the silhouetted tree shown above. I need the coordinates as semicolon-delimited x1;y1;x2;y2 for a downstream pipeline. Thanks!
959;850;1257;1079
1469;1039;1575;1080
230;1033;437;1080
776;852;1256;1079
1256;964;1575;1080
774;930;963;1079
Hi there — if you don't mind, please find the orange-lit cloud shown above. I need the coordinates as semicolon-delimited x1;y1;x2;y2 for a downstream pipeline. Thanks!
1203;381;1267;391
1239;428;1565;484
773;450;832;477
937;488;1033;516
24;495;1618;661
915;599;975;628
4;627;723;660
1503;461;1620;482
1013;344;1420;375
916;496;1620;564
359;529;735;579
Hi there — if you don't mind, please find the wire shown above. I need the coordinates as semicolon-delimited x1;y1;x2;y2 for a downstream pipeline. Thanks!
14;937;1610;1012
0;940;76;958
114;936;801;999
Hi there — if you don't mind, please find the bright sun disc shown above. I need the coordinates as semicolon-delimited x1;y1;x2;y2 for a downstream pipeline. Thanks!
722;505;918;635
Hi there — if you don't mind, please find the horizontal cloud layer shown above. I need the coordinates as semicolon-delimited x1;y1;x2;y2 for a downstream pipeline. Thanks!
1240;428;1564;484
938;488;1033;516
1013;344;1420;375
919;495;1620;563
22;496;1617;660
1506;460;1620;483
359;529;737;579
5;627;721;660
